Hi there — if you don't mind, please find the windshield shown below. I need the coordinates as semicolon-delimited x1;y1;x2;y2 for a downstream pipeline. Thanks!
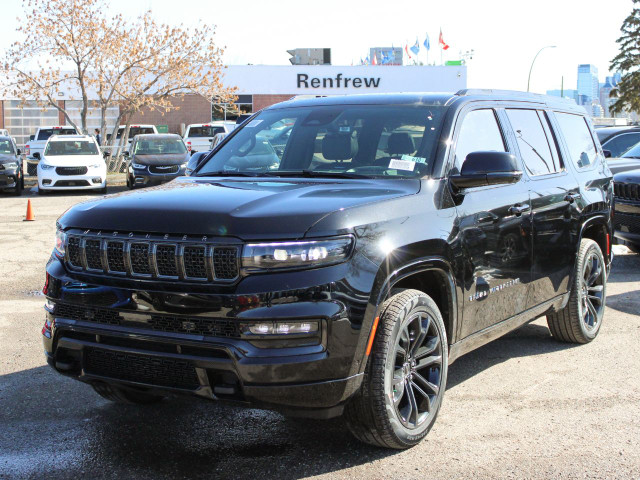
621;142;640;159
187;126;225;137
116;127;155;139
197;105;446;178
37;128;77;141
133;138;187;155
0;139;14;154
44;140;99;156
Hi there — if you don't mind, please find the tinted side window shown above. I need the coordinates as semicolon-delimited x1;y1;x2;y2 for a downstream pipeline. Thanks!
602;132;640;157
555;112;598;169
506;109;559;176
454;109;506;170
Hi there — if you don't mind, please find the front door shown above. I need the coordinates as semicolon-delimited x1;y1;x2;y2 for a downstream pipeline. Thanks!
451;108;533;339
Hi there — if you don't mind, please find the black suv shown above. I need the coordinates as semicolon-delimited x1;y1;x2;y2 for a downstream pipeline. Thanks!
126;134;189;188
0;135;23;195
613;169;640;253
43;91;613;449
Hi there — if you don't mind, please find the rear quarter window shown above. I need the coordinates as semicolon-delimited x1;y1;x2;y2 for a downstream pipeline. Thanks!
554;112;598;169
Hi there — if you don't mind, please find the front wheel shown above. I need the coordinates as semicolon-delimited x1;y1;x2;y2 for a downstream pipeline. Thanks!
13;173;22;196
547;238;606;343
345;289;448;449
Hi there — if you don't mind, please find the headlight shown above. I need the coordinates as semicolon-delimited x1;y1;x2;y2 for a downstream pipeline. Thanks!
131;162;146;169
40;163;55;170
242;236;353;272
2;162;18;169
54;227;66;257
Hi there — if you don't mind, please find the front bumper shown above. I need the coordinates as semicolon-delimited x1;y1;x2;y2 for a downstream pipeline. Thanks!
0;168;19;190
38;165;106;190
613;199;640;245
42;256;375;416
129;166;186;186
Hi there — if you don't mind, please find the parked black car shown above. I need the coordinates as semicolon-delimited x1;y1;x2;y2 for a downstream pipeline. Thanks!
0;135;23;195
126;134;189;188
613;169;640;253
44;91;613;449
596;126;640;158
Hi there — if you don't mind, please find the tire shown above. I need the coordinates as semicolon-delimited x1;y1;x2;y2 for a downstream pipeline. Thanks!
13;173;22;196
345;289;448;449
92;383;164;405
37;187;47;195
547;239;606;343
96;183;107;194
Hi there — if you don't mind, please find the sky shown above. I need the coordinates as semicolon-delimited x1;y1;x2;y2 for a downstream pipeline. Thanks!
0;0;632;93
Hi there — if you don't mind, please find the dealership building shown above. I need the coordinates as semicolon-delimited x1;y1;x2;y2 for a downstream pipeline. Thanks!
0;65;466;147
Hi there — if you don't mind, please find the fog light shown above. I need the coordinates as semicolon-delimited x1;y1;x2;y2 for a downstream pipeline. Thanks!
42;179;52;185
92;177;102;184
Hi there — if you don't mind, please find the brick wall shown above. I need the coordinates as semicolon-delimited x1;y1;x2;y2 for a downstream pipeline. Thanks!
253;94;294;111
128;95;212;134
0;101;4;129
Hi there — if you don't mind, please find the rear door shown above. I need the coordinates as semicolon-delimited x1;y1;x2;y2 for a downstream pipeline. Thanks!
451;107;533;339
503;108;580;306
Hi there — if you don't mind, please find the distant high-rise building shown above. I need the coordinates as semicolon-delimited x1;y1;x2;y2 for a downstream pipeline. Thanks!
286;48;331;65
613;71;622;86
599;77;615;117
577;64;599;105
592;103;604;118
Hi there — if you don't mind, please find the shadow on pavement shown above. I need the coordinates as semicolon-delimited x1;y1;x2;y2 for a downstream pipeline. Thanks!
0;321;580;480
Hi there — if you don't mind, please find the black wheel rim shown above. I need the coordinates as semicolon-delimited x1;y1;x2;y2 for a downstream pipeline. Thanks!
500;235;516;263
580;251;605;331
390;312;443;429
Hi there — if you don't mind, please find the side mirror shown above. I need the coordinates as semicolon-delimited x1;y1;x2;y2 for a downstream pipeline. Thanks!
123;151;130;157
33;152;41;160
450;151;522;189
29;135;35;141
16;148;21;155
603;149;612;158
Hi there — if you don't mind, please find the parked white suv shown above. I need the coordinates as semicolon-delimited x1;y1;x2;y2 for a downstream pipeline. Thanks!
26;126;78;175
37;135;107;194
183;122;232;154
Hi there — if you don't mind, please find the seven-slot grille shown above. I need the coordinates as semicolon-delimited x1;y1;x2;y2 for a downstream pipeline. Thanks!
56;166;88;176
65;234;239;282
614;182;640;202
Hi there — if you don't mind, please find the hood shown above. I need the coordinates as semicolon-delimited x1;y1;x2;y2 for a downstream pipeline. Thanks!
0;153;17;163
59;177;420;240
133;153;189;165
613;168;640;184
42;154;103;166
607;157;640;175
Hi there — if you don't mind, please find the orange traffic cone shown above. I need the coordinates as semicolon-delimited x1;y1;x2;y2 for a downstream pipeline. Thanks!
24;199;35;221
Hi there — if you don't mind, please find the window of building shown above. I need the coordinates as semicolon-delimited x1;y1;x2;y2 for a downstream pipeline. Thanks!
555;112;598;169
212;95;253;121
65;100;119;136
454;109;506;171
3;100;58;147
506;109;561;176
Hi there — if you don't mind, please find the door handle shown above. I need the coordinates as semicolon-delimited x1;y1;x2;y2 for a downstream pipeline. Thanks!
564;193;582;204
508;204;530;217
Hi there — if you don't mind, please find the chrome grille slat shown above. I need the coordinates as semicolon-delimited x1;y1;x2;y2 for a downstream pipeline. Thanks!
63;232;239;283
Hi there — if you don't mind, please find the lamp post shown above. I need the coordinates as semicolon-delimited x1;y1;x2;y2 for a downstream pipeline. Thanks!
527;45;556;92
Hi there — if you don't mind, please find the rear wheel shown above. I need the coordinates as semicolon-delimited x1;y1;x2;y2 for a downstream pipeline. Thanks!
547;239;606;343
345;289;447;449
92;383;164;404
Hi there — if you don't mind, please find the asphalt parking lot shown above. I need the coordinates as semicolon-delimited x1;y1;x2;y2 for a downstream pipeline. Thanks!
1;188;639;480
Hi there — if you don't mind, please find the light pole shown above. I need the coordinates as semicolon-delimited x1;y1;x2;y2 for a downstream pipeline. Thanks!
527;45;556;92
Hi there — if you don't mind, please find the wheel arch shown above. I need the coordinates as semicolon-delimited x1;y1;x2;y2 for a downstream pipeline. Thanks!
579;215;611;267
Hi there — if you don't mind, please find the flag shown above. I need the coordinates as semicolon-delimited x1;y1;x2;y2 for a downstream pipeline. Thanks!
360;57;364;65
404;43;412;59
365;55;370;65
423;33;430;51
439;29;449;50
372;53;378;65
410;38;420;56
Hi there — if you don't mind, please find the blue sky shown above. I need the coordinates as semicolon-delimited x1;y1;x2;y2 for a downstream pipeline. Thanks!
0;0;631;93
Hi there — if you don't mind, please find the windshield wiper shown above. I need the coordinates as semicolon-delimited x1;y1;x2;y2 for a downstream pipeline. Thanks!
195;171;263;177
262;170;369;179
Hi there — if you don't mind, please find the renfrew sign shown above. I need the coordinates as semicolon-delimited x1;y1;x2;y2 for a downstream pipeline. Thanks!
297;73;381;89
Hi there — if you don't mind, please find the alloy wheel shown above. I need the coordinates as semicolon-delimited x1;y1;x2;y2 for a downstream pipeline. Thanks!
391;312;443;429
580;251;605;331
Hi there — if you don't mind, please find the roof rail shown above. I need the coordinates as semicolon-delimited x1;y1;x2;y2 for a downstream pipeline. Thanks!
455;89;575;104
